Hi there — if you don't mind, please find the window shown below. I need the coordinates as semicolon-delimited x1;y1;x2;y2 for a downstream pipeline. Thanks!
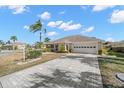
90;46;92;48
93;46;96;48
87;46;89;48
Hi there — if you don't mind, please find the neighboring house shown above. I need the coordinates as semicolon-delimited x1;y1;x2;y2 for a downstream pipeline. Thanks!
13;42;26;49
111;41;124;48
104;41;124;48
3;42;26;50
45;35;103;54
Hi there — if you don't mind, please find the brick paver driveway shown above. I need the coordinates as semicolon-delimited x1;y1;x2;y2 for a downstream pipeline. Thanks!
0;53;103;88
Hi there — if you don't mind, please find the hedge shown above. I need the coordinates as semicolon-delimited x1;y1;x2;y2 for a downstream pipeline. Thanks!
27;50;42;59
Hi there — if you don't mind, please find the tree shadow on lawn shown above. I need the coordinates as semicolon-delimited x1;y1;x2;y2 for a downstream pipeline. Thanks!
98;57;124;65
28;69;103;88
98;57;124;88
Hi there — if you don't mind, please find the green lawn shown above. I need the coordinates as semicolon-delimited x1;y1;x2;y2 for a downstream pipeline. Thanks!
98;57;124;87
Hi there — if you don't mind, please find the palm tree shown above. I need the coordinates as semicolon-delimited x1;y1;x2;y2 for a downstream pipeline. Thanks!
10;36;17;50
29;19;46;43
44;37;50;42
10;36;17;43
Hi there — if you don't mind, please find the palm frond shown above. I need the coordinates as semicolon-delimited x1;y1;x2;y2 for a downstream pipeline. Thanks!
29;19;42;33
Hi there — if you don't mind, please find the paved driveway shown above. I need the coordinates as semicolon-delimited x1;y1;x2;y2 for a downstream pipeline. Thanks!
0;53;103;88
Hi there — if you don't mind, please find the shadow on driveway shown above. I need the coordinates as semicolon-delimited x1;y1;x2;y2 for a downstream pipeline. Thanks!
28;69;102;88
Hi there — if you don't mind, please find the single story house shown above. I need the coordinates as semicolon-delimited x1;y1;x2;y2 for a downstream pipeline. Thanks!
45;35;102;54
3;42;26;50
103;41;124;48
111;42;124;48
13;42;26;49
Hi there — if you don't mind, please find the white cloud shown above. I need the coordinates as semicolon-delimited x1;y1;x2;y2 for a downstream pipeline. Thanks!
106;37;114;42
59;11;65;14
47;31;57;36
8;5;28;14
0;5;28;14
93;5;114;12
47;21;63;27
81;26;94;34
59;21;82;31
38;11;51;20
24;25;29;30
48;20;82;31
80;5;89;10
85;26;94;32
110;10;124;23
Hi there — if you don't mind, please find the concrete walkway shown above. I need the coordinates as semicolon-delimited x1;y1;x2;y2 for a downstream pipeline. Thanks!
0;53;103;88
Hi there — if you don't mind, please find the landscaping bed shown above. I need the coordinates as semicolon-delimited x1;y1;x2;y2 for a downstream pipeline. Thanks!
0;53;65;77
98;57;124;88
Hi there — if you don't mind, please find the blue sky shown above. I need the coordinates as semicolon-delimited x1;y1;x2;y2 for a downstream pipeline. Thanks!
0;5;124;44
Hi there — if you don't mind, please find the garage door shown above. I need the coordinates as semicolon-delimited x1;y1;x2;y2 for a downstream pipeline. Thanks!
72;43;98;54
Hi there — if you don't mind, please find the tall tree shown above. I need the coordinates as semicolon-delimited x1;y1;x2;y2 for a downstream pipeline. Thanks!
44;37;50;42
29;19;46;43
10;36;17;43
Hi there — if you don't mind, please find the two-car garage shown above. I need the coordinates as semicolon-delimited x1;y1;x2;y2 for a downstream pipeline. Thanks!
72;42;99;54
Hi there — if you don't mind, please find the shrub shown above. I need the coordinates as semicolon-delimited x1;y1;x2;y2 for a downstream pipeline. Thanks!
69;49;72;53
27;50;42;59
98;50;102;55
43;48;51;52
111;47;124;53
1;45;13;50
98;47;110;55
35;42;43;49
59;45;65;51
58;44;68;53
102;47;109;55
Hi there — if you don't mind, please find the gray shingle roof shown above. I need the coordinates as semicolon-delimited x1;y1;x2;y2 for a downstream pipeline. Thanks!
47;35;102;44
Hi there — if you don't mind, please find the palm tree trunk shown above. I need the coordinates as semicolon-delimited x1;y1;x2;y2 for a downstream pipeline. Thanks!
40;32;42;42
